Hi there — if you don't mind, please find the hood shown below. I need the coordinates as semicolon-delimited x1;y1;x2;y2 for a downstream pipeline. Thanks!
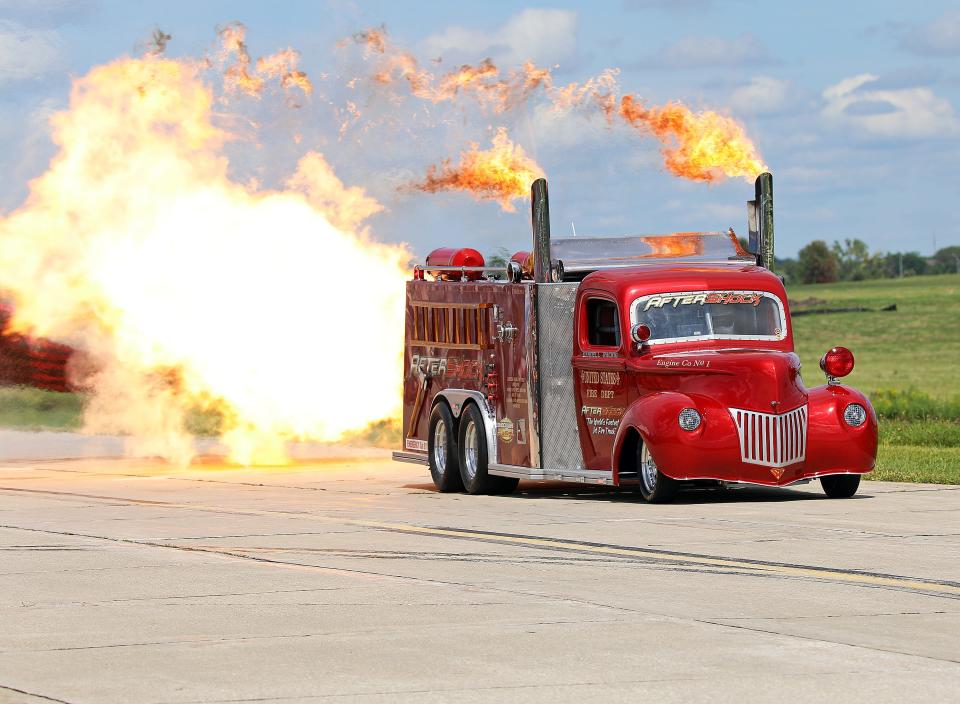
629;348;807;413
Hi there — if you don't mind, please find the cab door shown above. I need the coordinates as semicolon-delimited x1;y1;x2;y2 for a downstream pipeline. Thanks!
572;293;628;470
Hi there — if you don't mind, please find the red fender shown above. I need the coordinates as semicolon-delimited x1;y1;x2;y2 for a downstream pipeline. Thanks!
805;384;878;475
612;391;701;483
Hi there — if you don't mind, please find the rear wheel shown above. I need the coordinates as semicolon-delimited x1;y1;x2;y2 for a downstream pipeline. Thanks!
820;474;860;498
458;404;518;495
428;404;463;492
638;441;678;503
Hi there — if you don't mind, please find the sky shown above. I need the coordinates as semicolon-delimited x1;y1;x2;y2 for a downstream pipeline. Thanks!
1;0;959;259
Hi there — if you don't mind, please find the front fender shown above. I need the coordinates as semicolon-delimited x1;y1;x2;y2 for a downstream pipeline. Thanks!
613;391;703;481
805;384;878;474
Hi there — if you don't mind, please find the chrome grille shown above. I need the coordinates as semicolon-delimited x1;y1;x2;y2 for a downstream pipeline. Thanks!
729;405;807;468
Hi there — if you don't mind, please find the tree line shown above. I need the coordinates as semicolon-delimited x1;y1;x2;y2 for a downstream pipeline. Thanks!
773;240;960;285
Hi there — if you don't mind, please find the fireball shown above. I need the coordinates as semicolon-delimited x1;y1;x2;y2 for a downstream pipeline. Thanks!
0;54;408;466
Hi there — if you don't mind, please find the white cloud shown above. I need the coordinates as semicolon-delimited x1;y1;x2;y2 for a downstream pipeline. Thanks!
420;9;578;67
821;73;960;139
0;20;62;83
645;33;770;69
900;11;960;56
729;76;791;115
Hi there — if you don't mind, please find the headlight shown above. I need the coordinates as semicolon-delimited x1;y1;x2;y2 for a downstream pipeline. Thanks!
843;403;867;427
678;408;701;431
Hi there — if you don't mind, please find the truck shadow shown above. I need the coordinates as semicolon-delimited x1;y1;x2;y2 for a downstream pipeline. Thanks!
403;482;873;503
512;482;872;503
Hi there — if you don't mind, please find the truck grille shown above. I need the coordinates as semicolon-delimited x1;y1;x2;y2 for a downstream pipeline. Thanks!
728;405;807;468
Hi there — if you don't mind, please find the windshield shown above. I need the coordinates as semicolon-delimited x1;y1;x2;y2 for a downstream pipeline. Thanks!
630;290;786;344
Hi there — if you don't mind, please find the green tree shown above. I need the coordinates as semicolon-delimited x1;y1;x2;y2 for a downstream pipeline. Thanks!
798;240;839;284
775;257;799;284
932;246;960;274
831;238;885;281
882;252;928;277
485;246;511;280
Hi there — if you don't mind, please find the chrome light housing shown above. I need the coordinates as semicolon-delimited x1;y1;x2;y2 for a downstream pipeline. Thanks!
843;403;867;427
678;408;702;431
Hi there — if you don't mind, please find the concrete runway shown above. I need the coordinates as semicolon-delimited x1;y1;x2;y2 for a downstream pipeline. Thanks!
0;447;958;703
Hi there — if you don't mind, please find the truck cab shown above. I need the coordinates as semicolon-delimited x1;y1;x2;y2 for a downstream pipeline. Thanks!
571;263;876;501
393;175;877;502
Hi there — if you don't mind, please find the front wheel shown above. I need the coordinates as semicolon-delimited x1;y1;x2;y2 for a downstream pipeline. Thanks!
458;404;518;495
428;404;463;492
638;441;678;503
820;474;861;498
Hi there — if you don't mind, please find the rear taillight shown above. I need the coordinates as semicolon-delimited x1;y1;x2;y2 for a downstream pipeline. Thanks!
820;346;854;381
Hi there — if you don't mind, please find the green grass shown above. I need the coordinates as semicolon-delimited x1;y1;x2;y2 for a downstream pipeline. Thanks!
871;445;960;484
788;273;960;484
880;419;960;447
0;386;84;430
789;274;960;399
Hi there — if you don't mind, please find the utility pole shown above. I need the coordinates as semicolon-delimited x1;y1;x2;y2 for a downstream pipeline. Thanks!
899;253;903;278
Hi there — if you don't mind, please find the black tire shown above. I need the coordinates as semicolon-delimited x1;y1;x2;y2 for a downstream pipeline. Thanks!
457;404;518;495
820;474;860;498
428;403;463;492
637;439;678;503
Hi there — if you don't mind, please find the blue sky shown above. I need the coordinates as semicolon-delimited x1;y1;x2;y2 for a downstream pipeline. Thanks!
1;0;959;258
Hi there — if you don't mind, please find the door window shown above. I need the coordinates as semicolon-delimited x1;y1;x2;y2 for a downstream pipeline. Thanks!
585;298;621;347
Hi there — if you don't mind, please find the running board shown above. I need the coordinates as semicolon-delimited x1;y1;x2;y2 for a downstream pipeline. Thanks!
489;463;615;486
392;451;428;466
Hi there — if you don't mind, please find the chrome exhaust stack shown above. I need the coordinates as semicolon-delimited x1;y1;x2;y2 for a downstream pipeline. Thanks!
747;172;774;270
530;178;553;283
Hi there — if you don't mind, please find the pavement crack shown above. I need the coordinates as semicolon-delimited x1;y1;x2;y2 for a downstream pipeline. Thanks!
0;683;75;703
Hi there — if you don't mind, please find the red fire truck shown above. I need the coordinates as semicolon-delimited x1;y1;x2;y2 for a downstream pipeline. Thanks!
393;175;878;502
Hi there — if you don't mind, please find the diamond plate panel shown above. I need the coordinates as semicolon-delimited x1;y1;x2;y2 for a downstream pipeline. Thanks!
536;282;583;470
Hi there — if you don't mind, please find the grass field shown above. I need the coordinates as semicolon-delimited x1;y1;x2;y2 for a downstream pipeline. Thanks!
1;274;957;482
787;273;960;483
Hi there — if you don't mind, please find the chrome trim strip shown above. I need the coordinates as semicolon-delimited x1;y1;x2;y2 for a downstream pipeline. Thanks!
489;462;615;486
392;451;429;466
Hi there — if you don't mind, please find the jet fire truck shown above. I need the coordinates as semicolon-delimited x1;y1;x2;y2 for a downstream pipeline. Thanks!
392;175;878;502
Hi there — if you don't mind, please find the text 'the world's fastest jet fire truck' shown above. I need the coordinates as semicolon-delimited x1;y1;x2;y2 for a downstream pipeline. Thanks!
392;175;878;502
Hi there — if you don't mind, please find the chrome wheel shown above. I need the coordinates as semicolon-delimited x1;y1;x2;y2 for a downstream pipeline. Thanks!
463;419;479;482
640;444;657;493
433;418;447;472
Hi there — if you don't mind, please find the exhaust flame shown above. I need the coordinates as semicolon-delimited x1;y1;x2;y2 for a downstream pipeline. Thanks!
346;26;767;183
218;22;313;100
619;95;767;182
0;53;408;465
410;128;544;211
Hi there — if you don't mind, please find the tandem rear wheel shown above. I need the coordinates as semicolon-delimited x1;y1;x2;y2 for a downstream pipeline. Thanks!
458;404;519;495
428;403;463;492
820;474;861;498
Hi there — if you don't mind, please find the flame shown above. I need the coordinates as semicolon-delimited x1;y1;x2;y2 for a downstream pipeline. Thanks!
0;53;408;466
344;26;767;183
345;29;555;113
638;234;704;258
619;96;767;182
410;128;544;211
218;22;313;100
